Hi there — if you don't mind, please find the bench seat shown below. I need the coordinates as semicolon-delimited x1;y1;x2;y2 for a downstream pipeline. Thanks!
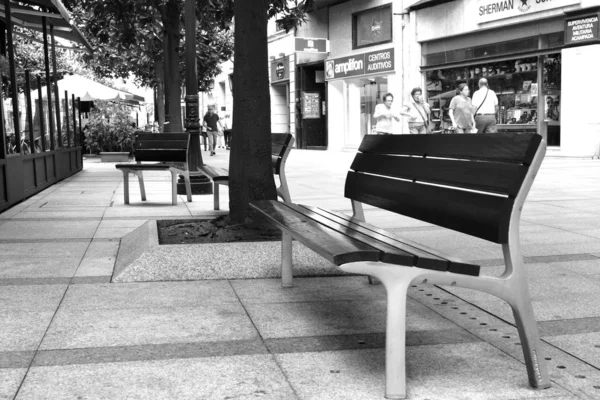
115;162;186;171
251;201;480;276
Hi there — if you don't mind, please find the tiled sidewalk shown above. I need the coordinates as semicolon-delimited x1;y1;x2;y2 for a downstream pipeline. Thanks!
1;150;600;399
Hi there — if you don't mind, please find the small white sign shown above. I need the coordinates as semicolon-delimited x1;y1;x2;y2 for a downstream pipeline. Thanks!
477;0;580;23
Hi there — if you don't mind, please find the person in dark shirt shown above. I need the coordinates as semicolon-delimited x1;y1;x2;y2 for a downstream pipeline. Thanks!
202;105;223;156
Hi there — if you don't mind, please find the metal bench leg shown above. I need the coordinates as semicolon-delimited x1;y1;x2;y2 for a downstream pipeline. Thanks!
277;173;291;203
122;170;130;205
340;262;424;400
502;244;550;390
170;170;178;205
134;171;146;201
183;172;192;202
281;232;293;288
214;182;220;210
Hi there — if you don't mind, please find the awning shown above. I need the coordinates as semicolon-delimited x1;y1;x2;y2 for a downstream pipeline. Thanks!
0;0;92;53
31;74;145;104
406;0;456;12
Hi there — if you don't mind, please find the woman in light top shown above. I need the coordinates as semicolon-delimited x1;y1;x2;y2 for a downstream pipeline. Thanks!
401;87;431;134
373;93;400;135
449;83;476;133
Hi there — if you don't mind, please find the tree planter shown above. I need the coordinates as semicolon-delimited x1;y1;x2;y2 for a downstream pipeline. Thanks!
100;152;130;162
112;221;341;282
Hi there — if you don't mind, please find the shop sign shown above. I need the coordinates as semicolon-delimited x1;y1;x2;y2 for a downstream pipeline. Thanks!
565;14;600;45
295;37;329;53
270;56;289;83
325;48;394;81
477;0;581;24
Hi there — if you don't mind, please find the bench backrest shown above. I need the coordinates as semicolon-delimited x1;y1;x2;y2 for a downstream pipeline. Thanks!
134;132;189;163
345;133;545;244
272;133;294;175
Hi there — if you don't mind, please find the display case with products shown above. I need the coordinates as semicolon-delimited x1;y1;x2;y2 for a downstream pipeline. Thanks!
425;56;543;133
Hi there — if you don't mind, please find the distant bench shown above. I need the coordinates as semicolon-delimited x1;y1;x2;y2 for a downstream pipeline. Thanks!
250;133;550;399
115;132;193;205
198;133;294;210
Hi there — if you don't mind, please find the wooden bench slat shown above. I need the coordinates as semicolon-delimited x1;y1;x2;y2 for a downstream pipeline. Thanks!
350;153;527;196
358;132;542;164
285;203;418;267
297;204;457;272
250;200;381;265
272;133;292;147
134;133;189;141
345;171;511;244
197;165;229;181
135;149;187;162
116;163;172;170
271;155;282;174
134;140;188;150
312;206;481;276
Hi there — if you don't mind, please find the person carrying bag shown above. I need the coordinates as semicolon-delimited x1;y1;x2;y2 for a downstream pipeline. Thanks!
401;87;431;134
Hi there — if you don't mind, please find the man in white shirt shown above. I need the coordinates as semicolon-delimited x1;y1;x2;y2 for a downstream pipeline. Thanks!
373;93;400;135
472;78;499;133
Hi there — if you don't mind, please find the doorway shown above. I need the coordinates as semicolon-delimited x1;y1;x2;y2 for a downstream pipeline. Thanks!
296;63;327;149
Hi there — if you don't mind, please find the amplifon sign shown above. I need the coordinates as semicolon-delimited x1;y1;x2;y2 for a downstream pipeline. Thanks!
325;48;394;80
477;0;581;23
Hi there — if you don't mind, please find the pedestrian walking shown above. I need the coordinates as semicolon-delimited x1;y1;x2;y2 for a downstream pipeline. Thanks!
372;93;400;135
401;87;431;134
202;105;223;156
222;114;232;150
472;78;499;133
449;83;476;133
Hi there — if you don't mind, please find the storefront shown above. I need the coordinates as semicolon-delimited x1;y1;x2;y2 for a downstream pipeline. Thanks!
414;0;600;157
325;1;400;149
326;47;397;147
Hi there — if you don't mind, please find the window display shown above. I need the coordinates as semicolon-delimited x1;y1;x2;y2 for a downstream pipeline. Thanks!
425;53;561;144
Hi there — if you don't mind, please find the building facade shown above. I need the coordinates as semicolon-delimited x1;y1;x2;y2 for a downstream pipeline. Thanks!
413;0;600;157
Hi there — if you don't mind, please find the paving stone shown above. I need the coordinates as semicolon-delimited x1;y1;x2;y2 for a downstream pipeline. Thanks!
0;368;27;400
39;304;259;350
0;240;89;262
231;276;386;304
0;258;80;279
245;297;463;340
60;281;240;310
0;311;55;351
0;220;99;240
276;343;570;400
18;355;296;400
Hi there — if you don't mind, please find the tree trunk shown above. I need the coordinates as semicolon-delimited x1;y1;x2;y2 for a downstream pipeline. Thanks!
154;57;166;131
229;0;277;223
162;0;183;132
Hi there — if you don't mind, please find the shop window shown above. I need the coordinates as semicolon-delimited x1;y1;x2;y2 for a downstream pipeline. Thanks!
425;53;561;145
353;5;393;49
345;76;389;145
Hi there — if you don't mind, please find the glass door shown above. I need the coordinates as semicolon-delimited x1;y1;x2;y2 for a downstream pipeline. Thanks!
345;76;388;147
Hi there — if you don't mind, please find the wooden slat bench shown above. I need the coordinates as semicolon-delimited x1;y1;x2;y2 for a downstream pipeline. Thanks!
115;133;193;205
250;133;550;399
198;133;295;210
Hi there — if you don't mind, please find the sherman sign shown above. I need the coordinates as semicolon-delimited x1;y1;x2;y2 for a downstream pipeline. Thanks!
325;48;394;80
477;0;580;23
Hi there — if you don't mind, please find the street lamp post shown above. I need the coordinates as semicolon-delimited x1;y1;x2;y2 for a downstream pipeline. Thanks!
180;0;212;194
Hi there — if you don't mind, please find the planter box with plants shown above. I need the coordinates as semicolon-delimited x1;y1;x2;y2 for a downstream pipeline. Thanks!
83;100;136;162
